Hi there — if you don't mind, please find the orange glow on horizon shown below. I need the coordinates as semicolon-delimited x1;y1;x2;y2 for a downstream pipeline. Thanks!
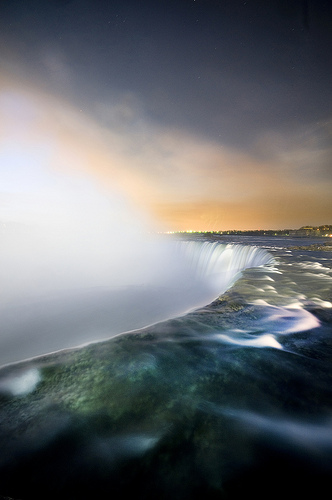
1;73;331;233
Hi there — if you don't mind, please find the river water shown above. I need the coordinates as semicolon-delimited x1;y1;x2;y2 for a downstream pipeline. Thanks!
0;235;331;499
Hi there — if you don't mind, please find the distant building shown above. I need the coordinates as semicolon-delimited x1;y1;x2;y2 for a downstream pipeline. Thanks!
289;226;331;237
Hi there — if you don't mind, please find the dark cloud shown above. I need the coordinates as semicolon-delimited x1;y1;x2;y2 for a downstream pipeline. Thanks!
1;0;331;146
0;0;331;229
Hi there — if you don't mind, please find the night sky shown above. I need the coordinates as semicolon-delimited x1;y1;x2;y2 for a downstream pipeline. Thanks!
1;0;332;231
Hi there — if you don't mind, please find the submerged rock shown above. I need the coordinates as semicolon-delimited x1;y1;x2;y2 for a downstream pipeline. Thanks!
289;242;332;251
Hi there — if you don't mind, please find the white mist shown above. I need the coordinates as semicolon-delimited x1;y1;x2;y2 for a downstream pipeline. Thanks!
0;88;273;366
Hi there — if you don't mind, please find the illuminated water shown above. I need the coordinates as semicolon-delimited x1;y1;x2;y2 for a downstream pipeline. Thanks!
0;235;331;499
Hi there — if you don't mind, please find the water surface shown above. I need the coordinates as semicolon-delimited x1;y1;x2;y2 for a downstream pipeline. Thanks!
0;235;331;499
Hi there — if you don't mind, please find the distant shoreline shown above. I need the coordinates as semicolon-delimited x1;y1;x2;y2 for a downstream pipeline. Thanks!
169;225;332;238
170;230;332;250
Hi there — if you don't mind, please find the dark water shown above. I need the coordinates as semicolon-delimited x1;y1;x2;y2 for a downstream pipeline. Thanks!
0;235;331;499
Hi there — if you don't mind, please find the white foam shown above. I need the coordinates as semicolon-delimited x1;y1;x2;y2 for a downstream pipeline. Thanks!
297;261;331;271
89;433;161;462
250;300;320;334
251;299;270;306
213;333;282;349
266;303;320;333
220;409;332;452
262;285;277;293
309;297;332;308
0;368;41;396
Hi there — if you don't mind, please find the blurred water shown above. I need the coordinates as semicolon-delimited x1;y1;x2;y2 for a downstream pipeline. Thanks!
0;235;331;499
0;239;272;366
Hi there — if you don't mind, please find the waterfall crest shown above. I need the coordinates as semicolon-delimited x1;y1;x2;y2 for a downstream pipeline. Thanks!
177;240;274;297
0;240;274;367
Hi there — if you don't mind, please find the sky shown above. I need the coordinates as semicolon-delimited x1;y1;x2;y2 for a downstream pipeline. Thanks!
0;0;331;231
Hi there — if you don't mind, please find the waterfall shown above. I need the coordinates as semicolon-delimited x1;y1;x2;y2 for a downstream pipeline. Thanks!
177;240;274;297
0;238;274;367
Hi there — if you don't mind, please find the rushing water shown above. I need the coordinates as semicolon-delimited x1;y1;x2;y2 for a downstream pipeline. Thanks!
0;238;272;367
0;235;331;499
